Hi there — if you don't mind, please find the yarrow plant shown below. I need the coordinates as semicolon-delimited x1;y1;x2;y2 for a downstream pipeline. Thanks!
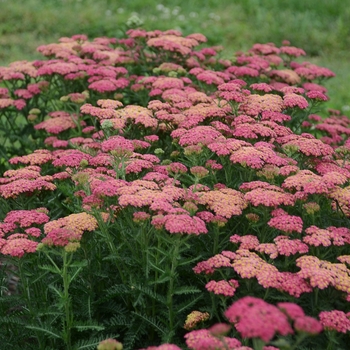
0;27;349;350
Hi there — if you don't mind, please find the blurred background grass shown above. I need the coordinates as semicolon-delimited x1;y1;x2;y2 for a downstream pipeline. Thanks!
0;0;349;112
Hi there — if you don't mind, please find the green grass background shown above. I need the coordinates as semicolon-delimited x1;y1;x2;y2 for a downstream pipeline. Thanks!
1;0;349;111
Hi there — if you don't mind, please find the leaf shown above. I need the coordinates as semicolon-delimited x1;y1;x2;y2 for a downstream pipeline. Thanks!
173;286;201;295
39;264;61;274
132;311;166;337
107;314;131;327
25;325;61;339
176;294;203;314
147;259;165;274
72;322;105;332
177;255;202;267
75;333;119;350
132;284;167;305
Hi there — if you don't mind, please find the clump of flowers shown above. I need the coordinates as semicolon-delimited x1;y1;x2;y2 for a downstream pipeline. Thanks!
0;27;349;350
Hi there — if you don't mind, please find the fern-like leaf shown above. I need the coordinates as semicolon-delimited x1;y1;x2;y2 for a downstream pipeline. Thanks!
176;294;203;314
25;325;61;339
173;286;201;295
72;321;105;332
132;311;166;337
132;284;167;305
75;333;119;350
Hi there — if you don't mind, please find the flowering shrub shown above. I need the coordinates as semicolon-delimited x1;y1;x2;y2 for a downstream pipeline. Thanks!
0;28;350;350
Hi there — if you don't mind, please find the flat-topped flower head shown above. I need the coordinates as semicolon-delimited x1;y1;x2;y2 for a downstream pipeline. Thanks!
3;209;49;228
185;329;241;350
277;302;305;321
224;296;293;342
239;94;284;116
160;214;207;235
283;93;308;109
319;310;350;333
97;338;123;350
101;136;135;156
197;188;247;218
205;279;239;296
274;236;309;256
97;99;123;109
44;212;98;240
88;77;129;92
294;316;323;335
268;214;303;234
280;45;306;57
183;311;210;331
244;185;295;207
230;234;260;250
292;62;335;80
190;166;209;179
42;228;81;246
193;253;232;274
34;112;81;134
171;126;222;147
53;150;92;168
10;149;53;166
1;236;38;257
0;177;56;199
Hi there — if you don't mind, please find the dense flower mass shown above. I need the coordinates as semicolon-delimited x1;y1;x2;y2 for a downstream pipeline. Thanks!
224;296;294;342
0;28;349;350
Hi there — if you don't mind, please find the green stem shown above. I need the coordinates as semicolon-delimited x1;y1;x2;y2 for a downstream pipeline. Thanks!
166;234;182;342
95;211;127;285
62;251;73;350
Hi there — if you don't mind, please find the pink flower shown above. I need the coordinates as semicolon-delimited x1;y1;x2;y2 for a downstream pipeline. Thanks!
224;296;294;342
190;166;209;178
34;112;80;134
306;90;328;101
197;188;247;218
172;126;222;147
1;236;38;257
4;209;49;227
277;302;305;320
280;45;306;57
193;254;232;274
208;323;231;336
230;234;259;250
88;78;129;92
243;186;295;207
294;316;323;335
319;310;350;333
274;236;309;256
185;329;241;350
205;279;239;296
268;214;303;234
283;93;308;109
101;136;135;156
162;214;207;235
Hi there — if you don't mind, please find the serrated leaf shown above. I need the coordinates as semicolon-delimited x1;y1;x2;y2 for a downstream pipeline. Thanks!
132;284;167;305
173;286;201;295
132;311;166;336
39;264;61;274
177;255;202;267
73;322;105;332
25;325;61;339
75;333;119;350
176;294;203;313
